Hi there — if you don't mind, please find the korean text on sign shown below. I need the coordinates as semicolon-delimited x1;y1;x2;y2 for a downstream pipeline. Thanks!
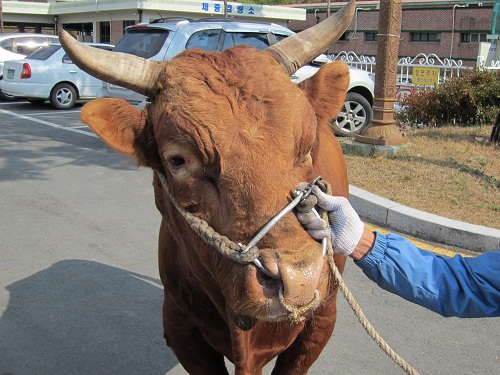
412;67;440;87
201;2;255;15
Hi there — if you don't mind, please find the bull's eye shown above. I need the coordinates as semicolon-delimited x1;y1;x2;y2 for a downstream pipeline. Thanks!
169;156;185;167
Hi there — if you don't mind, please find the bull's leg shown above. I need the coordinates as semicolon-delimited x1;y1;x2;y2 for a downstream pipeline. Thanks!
271;294;340;375
163;305;229;375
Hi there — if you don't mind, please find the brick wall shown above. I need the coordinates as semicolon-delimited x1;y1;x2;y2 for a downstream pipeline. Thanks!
110;21;124;45
289;5;494;66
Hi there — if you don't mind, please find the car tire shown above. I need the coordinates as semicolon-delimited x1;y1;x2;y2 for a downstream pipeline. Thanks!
331;92;373;136
0;88;18;101
50;83;77;110
28;99;46;105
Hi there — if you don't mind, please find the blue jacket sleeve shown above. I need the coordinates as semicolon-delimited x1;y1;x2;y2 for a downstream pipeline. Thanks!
354;232;500;318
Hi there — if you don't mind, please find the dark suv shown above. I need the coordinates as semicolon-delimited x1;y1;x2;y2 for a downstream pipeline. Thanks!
99;18;374;135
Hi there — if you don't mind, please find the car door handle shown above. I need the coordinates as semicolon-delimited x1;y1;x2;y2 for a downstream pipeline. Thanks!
68;70;78;74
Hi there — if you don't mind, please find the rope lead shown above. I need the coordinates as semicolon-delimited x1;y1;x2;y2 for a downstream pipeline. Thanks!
156;170;420;374
318;180;420;375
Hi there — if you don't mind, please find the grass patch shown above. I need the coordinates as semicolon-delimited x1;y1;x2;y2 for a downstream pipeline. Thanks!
343;125;499;229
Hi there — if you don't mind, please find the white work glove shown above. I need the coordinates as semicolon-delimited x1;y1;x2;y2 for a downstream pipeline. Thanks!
296;185;364;257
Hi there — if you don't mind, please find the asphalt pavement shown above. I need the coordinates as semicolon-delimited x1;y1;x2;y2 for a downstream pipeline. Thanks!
1;101;499;375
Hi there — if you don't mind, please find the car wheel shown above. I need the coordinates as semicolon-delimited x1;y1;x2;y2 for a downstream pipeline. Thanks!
28;99;46;105
50;83;77;110
331;92;373;136
0;89;18;101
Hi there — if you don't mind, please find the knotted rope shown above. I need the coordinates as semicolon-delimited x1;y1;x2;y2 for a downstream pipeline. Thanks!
155;171;259;264
279;287;320;324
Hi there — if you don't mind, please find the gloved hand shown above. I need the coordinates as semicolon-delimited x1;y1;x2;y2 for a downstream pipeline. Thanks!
296;184;364;256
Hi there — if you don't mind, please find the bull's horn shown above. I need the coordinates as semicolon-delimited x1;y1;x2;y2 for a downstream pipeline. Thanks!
58;29;162;98
265;0;356;75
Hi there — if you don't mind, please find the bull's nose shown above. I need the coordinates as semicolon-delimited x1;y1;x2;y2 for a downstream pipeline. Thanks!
278;255;325;308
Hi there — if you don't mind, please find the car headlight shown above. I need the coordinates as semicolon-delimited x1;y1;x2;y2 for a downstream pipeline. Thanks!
368;73;375;82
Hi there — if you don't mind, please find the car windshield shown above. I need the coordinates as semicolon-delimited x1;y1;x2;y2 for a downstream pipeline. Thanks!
114;29;169;58
27;45;61;60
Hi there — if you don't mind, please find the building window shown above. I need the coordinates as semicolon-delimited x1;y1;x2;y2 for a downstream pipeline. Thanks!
123;20;135;29
410;32;441;42
100;22;110;43
365;32;377;42
339;31;350;41
460;33;488;43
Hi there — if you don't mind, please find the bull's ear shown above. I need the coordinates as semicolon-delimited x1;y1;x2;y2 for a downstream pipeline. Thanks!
298;61;350;126
81;98;160;168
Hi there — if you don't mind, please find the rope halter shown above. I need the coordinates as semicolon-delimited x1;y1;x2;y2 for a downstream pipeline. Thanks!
156;171;422;373
155;171;329;323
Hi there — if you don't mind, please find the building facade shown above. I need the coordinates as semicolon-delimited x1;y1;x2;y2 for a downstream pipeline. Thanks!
287;0;498;67
0;0;306;45
0;0;498;66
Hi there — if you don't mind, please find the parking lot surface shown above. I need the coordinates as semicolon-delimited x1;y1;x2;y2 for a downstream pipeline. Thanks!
1;100;499;374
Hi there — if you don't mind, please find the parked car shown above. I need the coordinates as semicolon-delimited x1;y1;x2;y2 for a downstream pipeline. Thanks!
0;33;60;101
290;57;375;135
1;43;114;109
99;18;374;135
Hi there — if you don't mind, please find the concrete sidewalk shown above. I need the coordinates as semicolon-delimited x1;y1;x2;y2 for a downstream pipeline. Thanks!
349;185;500;253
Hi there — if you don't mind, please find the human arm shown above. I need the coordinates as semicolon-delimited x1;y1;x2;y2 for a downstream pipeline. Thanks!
356;231;500;318
296;186;500;318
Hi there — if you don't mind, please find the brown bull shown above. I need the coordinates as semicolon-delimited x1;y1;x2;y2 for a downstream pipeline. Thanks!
60;1;355;373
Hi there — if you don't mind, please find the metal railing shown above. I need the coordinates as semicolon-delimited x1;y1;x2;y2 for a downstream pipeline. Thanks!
327;51;471;84
477;56;500;70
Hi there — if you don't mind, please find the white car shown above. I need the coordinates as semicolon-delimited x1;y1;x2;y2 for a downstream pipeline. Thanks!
0;33;60;101
1;43;114;109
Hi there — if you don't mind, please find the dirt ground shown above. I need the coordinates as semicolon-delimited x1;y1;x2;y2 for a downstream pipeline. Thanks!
342;125;499;229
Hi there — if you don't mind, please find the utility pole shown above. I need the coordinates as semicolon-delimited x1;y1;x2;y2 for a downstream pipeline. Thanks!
355;0;407;146
0;0;4;34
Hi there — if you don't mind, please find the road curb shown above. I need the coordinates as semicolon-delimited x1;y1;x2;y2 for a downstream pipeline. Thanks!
348;185;500;253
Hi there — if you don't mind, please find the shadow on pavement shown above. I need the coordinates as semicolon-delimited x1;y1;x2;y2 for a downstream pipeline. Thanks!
0;260;178;374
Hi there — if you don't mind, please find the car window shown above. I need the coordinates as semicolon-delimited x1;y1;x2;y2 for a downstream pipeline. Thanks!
185;29;222;51
10;36;58;55
0;38;13;52
93;45;114;51
272;34;289;44
27;45;61;60
223;32;270;51
61;45;113;64
114;29;168;58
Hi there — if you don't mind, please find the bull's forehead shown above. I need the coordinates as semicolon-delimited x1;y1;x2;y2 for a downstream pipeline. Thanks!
153;46;316;165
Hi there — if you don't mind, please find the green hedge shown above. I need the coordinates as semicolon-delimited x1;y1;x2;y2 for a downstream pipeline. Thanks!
396;69;500;127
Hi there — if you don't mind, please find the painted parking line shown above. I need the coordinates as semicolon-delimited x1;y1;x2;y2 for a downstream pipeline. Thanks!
0;108;96;138
17;111;82;116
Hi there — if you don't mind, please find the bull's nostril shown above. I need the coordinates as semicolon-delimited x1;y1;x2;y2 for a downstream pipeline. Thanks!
259;270;274;282
256;268;282;296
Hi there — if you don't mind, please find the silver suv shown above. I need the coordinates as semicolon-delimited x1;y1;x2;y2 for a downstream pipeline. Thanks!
0;33;60;101
99;18;374;135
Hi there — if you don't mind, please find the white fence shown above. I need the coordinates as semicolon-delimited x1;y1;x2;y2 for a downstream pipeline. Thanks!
477;56;500;70
327;51;475;85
